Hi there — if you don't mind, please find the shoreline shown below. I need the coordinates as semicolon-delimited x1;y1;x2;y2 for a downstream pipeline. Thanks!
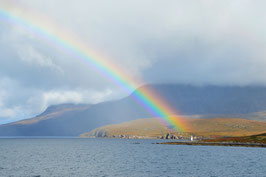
159;141;266;148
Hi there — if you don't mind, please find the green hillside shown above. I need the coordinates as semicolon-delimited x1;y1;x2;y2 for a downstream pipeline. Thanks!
81;118;266;138
203;133;266;144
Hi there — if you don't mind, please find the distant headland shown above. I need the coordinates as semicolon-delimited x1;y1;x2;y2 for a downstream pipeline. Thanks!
160;133;266;148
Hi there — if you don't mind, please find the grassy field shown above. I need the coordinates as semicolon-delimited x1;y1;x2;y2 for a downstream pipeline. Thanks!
202;133;266;144
188;118;266;137
81;117;266;138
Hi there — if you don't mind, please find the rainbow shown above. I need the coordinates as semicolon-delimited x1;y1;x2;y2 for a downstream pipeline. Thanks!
0;3;189;132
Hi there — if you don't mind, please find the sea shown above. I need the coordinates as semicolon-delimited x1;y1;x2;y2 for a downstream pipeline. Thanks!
0;138;265;177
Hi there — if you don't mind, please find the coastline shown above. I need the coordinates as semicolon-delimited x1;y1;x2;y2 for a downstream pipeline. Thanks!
159;141;266;148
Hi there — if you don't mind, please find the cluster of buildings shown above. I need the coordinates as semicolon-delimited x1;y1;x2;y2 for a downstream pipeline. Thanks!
159;133;202;140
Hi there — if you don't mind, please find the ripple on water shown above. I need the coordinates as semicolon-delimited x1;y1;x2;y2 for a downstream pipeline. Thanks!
0;138;265;177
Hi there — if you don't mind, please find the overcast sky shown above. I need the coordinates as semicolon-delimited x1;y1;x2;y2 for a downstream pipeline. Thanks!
0;0;266;123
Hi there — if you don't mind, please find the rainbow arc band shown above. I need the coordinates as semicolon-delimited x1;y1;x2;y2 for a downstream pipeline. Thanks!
0;6;189;132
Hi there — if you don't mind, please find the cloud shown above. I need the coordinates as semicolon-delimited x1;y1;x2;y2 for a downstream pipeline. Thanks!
18;45;63;73
0;91;20;118
1;0;266;123
0;77;113;123
27;89;113;112
0;78;23;123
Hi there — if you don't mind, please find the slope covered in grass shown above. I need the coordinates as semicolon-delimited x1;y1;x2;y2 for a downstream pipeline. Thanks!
81;118;266;138
202;133;266;144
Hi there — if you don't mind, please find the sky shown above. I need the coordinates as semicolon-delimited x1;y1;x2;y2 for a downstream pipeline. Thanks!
0;0;266;123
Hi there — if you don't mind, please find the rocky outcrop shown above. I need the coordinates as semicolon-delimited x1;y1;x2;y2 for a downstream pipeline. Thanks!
160;133;187;140
90;130;108;137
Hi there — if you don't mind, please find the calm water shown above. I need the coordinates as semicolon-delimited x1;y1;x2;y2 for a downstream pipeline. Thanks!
0;138;265;177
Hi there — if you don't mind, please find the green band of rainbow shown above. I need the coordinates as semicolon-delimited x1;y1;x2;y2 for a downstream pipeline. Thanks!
0;5;189;132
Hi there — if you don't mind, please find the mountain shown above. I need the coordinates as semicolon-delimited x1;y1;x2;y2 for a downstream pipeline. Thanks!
1;84;266;136
81;118;266;138
146;84;266;115
0;104;91;136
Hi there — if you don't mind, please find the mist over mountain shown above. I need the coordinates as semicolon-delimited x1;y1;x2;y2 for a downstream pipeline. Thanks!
1;84;266;136
149;84;266;115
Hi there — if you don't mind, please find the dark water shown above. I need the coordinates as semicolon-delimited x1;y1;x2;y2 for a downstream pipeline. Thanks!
0;138;265;177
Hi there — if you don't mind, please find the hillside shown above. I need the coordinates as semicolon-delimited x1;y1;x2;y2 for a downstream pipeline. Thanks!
203;133;266;144
189;118;266;137
11;104;90;125
0;104;91;136
2;84;266;136
81;118;266;138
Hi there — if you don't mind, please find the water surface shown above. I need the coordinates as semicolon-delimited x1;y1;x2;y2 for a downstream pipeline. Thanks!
0;138;265;177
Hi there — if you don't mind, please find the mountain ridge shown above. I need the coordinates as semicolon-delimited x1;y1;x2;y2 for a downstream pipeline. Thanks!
1;84;266;136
